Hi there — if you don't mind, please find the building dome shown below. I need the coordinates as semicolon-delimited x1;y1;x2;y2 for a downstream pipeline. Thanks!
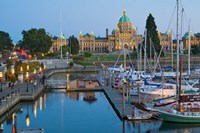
119;10;131;23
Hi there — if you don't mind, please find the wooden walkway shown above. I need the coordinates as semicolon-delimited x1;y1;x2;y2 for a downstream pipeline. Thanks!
97;75;133;119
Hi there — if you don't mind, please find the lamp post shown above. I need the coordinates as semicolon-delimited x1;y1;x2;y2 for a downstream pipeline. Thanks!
26;72;29;92
0;72;3;92
93;62;96;77
27;64;29;71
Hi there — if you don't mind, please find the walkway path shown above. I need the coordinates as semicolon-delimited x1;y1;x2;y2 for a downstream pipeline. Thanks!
97;74;133;119
0;76;44;117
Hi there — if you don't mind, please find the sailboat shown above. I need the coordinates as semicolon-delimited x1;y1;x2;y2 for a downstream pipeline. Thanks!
157;0;200;123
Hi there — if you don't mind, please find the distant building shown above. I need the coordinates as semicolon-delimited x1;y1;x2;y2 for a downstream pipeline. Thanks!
158;31;172;52
79;10;172;54
49;34;67;53
182;32;200;49
79;10;142;54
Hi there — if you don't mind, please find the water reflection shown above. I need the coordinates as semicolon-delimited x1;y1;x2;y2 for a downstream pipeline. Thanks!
2;91;200;133
39;96;43;111
25;104;30;127
48;72;95;81
67;92;79;100
83;92;97;103
33;101;37;118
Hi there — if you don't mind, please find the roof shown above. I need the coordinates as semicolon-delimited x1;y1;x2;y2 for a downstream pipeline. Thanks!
119;10;131;23
83;76;97;81
112;29;116;34
183;32;194;39
83;33;90;37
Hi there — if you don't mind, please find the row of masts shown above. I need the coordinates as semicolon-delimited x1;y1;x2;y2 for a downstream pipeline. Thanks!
122;0;191;101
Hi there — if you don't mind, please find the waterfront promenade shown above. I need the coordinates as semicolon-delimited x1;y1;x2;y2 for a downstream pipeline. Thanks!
0;77;44;118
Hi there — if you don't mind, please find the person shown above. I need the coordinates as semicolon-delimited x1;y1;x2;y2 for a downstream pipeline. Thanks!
132;110;134;117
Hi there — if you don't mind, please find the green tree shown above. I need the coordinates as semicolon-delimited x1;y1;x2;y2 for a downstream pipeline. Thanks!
68;35;79;55
191;45;200;55
0;31;14;51
145;14;162;57
62;45;70;57
130;51;138;60
17;28;52;56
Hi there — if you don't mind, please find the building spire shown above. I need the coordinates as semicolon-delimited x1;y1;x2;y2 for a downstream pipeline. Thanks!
123;9;126;16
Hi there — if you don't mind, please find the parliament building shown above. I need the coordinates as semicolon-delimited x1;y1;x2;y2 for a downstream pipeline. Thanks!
79;10;172;54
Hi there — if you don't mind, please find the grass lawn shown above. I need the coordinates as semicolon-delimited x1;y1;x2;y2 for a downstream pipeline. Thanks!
84;54;127;61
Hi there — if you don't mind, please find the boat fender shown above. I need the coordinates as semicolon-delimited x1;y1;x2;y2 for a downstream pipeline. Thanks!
170;109;177;114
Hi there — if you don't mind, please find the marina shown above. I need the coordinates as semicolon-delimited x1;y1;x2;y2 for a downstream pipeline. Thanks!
1;0;200;132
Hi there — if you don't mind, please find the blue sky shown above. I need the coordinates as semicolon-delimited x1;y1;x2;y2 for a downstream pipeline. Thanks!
0;0;200;43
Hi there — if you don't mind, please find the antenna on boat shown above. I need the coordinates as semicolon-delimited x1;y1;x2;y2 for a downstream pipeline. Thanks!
188;20;191;76
176;0;180;100
144;28;147;76
123;43;126;69
59;0;63;59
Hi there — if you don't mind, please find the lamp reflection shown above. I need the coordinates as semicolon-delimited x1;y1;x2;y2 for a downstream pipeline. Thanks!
34;101;37;118
12;113;17;133
66;73;69;82
40;96;43;111
44;94;46;109
26;105;30;126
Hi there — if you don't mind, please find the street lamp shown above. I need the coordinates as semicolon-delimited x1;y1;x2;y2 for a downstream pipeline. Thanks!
93;62;96;77
27;64;29;71
26;72;29;92
20;66;23;72
34;69;36;77
39;67;42;72
0;72;3;92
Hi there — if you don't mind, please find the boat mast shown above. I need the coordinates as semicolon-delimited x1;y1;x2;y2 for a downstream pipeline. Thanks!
171;29;173;71
144;28;147;75
188;20;191;76
140;42;142;72
176;0;180;99
124;43;126;69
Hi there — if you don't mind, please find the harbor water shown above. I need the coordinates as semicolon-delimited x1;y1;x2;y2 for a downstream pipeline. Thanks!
1;72;200;133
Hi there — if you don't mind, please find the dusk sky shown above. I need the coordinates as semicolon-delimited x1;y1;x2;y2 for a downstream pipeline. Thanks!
1;0;200;43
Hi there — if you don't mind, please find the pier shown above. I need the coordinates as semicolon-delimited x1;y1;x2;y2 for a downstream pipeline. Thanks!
97;75;135;120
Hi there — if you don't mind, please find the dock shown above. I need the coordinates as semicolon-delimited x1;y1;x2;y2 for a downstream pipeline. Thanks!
97;75;135;119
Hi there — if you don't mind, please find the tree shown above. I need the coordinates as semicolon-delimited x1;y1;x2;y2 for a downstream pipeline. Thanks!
130;51;138;60
145;14;162;57
68;35;79;55
0;31;14;51
62;45;70;57
17;28;52;56
191;45;200;55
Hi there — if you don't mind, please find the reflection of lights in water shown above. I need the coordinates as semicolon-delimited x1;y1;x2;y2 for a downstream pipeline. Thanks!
183;129;190;133
66;74;69;82
1;124;3;128
12;113;15;125
66;92;70;97
34;101;37;118
44;94;46;109
79;93;83;100
26;114;30;126
40;96;43;111
61;93;64;105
